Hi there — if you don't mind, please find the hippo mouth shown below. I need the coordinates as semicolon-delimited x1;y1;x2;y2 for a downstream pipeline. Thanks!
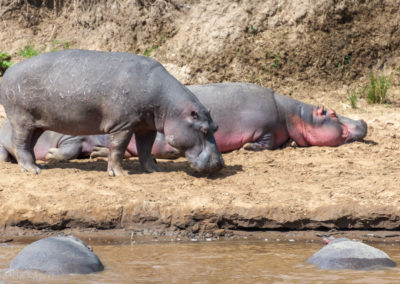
342;119;368;143
186;149;224;174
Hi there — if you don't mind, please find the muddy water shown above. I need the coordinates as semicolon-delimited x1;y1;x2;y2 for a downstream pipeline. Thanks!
1;240;400;283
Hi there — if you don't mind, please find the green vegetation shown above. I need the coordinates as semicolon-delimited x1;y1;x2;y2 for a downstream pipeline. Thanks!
18;44;42;58
49;39;70;52
0;52;13;76
144;45;159;57
264;51;281;75
348;91;358;109
364;73;392;104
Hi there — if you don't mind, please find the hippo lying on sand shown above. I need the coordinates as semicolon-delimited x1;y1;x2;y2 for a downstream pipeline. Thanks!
0;119;178;162
307;237;396;270
10;235;104;274
0;49;223;175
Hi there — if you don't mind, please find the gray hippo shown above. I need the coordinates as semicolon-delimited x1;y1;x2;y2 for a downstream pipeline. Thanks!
307;237;396;270
0;49;223;175
10;235;104;274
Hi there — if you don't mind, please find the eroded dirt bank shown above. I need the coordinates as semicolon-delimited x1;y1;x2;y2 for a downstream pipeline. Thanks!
0;0;399;239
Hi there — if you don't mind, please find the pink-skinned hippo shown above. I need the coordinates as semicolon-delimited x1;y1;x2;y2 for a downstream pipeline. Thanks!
307;237;396;270
0;49;224;175
187;83;367;151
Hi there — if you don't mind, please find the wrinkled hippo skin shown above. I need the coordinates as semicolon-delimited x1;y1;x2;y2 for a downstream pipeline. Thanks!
307;238;396;270
10;236;104;274
0;49;223;175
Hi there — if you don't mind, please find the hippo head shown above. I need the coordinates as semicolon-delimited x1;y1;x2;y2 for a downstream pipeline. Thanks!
163;107;224;173
289;106;367;147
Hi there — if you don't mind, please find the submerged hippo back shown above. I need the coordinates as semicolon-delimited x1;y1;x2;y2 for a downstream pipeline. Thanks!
10;235;104;274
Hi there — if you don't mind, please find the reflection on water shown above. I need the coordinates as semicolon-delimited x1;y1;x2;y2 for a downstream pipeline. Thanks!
1;240;400;283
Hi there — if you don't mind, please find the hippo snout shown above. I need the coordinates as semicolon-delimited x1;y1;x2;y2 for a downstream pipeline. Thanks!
187;142;224;174
347;119;368;142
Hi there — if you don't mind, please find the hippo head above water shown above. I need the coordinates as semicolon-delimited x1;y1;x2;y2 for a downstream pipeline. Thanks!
287;104;367;147
162;100;223;173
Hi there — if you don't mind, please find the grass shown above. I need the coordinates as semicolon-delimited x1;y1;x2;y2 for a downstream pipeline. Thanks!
144;45;159;57
365;73;392;104
348;91;358;109
0;52;13;76
49;40;70;52
18;44;42;58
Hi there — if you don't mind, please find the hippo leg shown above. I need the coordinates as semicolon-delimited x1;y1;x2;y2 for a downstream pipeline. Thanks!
243;133;275;151
90;147;110;159
135;130;159;173
45;136;84;161
11;125;43;174
0;144;10;162
107;130;133;176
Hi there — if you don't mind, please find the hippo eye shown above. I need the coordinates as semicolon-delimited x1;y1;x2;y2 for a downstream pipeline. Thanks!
191;111;199;120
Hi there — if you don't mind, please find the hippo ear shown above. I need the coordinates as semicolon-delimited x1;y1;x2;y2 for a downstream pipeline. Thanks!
316;106;325;116
327;109;337;118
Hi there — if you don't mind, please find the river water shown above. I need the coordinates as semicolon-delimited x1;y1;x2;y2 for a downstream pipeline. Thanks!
1;240;400;283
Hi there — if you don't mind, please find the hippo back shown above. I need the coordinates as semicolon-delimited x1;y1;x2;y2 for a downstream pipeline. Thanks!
10;236;104;274
307;238;396;270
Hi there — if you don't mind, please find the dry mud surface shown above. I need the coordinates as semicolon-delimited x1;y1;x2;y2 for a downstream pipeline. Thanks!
0;88;399;239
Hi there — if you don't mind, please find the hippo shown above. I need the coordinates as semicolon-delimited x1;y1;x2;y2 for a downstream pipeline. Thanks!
0;119;180;162
186;83;367;152
307;237;396;270
0;49;223;175
10;235;104;274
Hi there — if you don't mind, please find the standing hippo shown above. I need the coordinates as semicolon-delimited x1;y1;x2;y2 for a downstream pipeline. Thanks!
307;237;396;270
10;235;104;274
0;49;223;175
0;119;180;162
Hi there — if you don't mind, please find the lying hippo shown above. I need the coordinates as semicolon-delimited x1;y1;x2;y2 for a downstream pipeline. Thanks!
307;237;396;270
0;119;179;162
0;49;223;175
10;235;104;274
187;83;367;151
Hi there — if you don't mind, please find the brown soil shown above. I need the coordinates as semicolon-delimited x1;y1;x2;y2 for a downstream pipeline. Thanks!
0;0;400;240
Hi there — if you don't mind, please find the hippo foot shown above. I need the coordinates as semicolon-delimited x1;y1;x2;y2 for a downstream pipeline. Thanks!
107;166;127;177
45;148;65;162
20;164;41;174
141;157;160;173
90;147;110;159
